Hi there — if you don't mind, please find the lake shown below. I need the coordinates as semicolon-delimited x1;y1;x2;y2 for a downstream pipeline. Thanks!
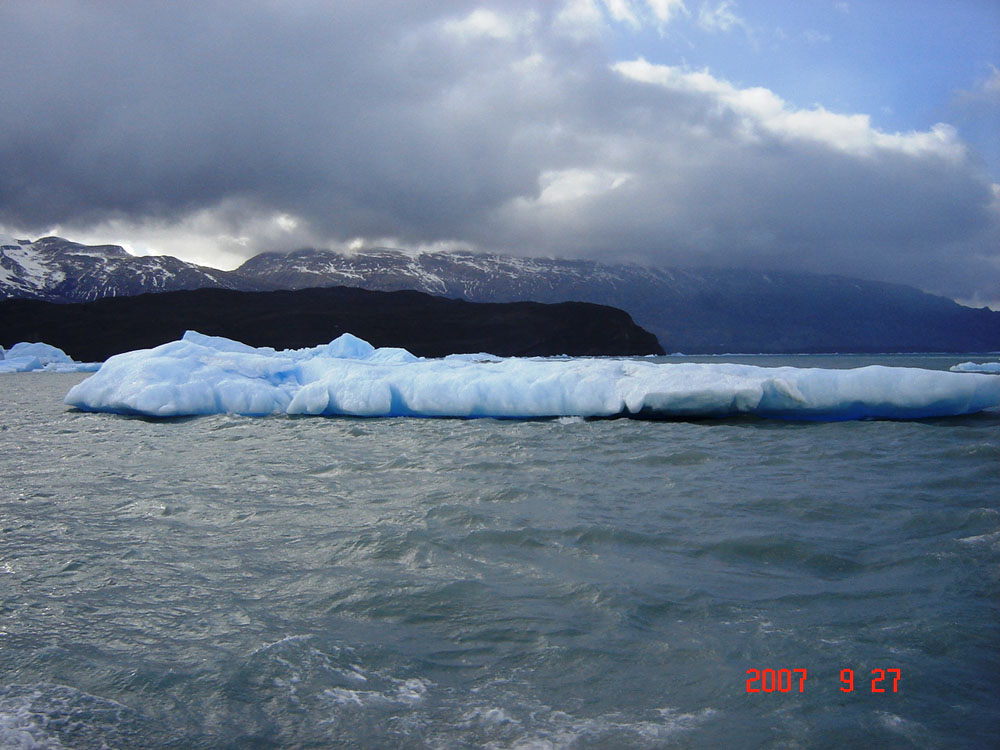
1;357;998;748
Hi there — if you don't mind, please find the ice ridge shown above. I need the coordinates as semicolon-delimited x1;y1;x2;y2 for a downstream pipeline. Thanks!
61;331;1000;420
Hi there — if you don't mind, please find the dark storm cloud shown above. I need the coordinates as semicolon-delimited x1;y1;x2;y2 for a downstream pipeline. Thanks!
0;1;498;224
1;1;997;303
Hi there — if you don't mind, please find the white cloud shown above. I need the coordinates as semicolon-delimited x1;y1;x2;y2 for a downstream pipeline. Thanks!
697;0;742;32
554;0;605;40
985;66;1000;100
803;29;831;45
534;168;633;205
555;0;687;37
971;64;1000;104
612;58;967;160
603;0;641;28
442;8;530;41
61;202;327;270
645;0;688;24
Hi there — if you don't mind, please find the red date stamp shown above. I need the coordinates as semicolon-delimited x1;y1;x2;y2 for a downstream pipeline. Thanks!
746;668;901;693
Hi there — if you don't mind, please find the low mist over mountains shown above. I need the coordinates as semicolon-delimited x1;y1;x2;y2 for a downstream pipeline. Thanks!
3;236;999;353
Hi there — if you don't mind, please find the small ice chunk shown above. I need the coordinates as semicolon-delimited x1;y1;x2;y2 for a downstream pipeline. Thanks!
0;342;100;373
951;361;1000;374
7;342;73;364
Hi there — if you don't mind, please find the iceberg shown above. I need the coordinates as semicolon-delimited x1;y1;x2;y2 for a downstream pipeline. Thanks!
0;342;100;373
62;331;1000;421
951;361;1000;374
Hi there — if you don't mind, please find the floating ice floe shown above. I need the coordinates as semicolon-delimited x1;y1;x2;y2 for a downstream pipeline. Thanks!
950;361;1000;374
62;331;1000;421
0;342;100;373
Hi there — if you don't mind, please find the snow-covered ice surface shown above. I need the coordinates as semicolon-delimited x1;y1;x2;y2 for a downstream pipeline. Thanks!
0;342;100;373
62;331;1000;420
951;360;1000;374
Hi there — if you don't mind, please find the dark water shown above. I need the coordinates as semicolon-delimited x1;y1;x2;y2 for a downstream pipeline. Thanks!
1;359;998;749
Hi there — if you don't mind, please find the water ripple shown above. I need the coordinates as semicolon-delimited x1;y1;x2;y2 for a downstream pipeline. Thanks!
0;371;997;748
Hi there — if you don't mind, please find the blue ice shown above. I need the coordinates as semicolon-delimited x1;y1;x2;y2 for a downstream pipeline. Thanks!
62;331;1000;420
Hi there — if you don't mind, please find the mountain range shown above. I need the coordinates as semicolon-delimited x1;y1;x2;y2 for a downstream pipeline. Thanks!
3;235;999;353
1;287;662;361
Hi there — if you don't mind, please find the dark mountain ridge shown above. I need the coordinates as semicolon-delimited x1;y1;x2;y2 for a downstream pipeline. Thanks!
234;247;1000;353
3;236;998;353
0;287;663;361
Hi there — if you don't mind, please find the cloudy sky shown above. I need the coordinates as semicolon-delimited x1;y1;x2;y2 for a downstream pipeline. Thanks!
1;0;998;306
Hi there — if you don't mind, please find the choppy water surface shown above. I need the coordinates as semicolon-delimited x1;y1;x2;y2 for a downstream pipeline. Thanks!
1;358;998;749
